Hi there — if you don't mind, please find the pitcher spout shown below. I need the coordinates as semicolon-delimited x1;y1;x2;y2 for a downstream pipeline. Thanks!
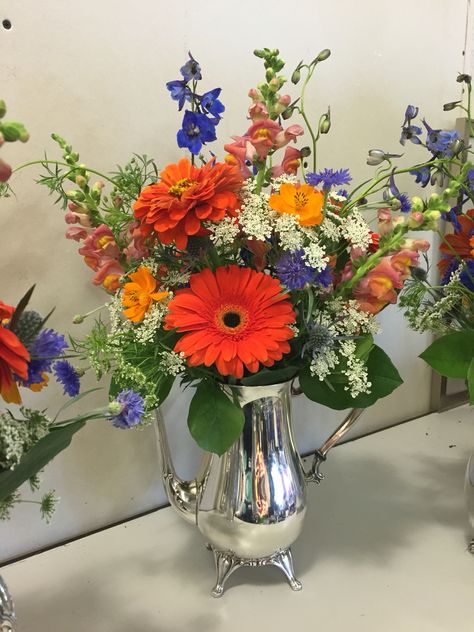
155;409;212;525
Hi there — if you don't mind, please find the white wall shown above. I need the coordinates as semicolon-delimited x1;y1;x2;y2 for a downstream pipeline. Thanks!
0;0;468;562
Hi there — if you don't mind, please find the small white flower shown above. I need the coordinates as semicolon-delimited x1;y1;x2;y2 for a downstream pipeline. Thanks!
340;208;372;251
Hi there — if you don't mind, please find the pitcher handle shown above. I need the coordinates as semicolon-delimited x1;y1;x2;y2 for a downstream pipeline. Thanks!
305;408;364;483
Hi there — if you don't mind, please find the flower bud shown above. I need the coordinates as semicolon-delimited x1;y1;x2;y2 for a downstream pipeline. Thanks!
0;100;6;118
73;314;85;324
315;49;331;63
457;73;471;84
291;68;301;84
113;196;123;209
367;149;386;166
0;158;12;182
265;68;275;82
1;121;29;142
410;196;424;212
443;101;461;111
319;110;331;134
281;106;294;120
92;180;105;192
66;190;85;202
254;49;266;59
108;401;122;415
407;212;424;228
75;175;87;189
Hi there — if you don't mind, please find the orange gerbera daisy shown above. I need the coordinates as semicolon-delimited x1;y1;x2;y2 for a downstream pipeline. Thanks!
268;182;324;226
164;265;296;379
0;323;30;404
133;158;243;250
122;267;169;323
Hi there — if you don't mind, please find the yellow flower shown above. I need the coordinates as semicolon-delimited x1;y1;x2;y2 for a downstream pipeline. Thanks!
122;267;169;323
269;183;324;226
29;373;49;392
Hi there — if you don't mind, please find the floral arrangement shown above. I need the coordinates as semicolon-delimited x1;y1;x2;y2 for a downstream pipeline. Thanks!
19;48;465;455
400;75;474;403
0;107;138;520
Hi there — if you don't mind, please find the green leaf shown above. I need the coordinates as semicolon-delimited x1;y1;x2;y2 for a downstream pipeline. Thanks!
468;357;474;406
299;344;403;410
187;381;244;455
355;334;374;360
240;365;299;386
420;331;474;379
154;374;175;405
0;420;85;503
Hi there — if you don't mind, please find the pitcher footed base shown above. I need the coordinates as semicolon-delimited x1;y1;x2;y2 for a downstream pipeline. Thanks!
207;544;302;597
468;538;474;554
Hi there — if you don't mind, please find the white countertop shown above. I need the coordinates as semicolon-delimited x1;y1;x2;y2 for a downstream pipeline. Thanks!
2;406;473;632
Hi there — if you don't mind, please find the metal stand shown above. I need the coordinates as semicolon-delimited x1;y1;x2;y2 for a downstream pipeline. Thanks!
207;545;302;597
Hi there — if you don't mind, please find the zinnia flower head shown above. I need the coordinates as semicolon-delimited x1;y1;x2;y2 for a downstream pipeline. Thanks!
108;389;145;429
122;267;169;323
269;182;324;227
133;158;243;250
164;265;296;379
53;360;81;397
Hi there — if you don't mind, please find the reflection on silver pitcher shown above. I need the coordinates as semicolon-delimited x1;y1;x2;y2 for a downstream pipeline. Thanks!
0;576;16;632
465;453;474;554
155;380;362;597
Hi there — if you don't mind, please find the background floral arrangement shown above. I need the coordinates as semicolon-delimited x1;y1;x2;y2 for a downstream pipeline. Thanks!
14;48;466;455
400;76;474;403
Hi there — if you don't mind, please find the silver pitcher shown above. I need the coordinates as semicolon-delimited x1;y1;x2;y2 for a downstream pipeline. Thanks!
0;576;16;632
155;380;362;597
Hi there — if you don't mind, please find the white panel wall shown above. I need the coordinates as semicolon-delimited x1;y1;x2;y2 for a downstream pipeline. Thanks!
0;0;468;561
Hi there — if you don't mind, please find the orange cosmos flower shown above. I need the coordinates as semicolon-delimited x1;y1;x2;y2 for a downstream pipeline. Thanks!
122;267;169;323
268;182;324;226
164;265;295;379
133;158;243;250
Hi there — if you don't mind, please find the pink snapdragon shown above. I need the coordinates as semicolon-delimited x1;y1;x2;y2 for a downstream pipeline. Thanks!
79;225;121;271
271;146;301;178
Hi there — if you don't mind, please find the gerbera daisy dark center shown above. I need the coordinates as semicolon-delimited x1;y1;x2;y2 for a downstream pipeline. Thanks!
222;311;241;328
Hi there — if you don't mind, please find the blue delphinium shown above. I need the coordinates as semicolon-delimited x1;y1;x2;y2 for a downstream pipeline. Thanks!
24;329;68;385
410;165;431;187
167;53;224;155
443;207;462;232
53;360;80;397
400;105;422;145
460;260;474;291
200;88;225;120
177;111;217;154
384;171;412;213
423;119;459;157
440;258;460;285
467;169;474;192
108;390;145;429
166;80;191;111
306;168;352;190
180;52;202;82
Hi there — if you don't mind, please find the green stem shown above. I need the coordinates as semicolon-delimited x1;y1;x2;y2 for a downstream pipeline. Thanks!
299;65;318;173
13;160;118;188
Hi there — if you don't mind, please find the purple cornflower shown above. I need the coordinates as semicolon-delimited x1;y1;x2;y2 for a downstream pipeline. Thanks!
180;52;202;82
53;360;80;397
306;168;352;190
23;329;68;385
275;250;318;290
460;260;474;291
315;265;333;288
423;119;459;156
177;111;217;155
108;390;145;429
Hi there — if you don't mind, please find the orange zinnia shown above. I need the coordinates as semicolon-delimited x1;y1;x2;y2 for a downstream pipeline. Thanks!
0;324;30;404
269;182;324;226
164;265;296;379
122;267;169;323
133;158;243;250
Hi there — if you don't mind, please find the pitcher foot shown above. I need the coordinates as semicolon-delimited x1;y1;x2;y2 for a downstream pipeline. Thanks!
207;545;302;597
468;538;474;554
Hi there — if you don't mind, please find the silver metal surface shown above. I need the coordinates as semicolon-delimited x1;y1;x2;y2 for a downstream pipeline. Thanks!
305;408;364;483
0;576;16;632
207;544;301;597
155;380;363;595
